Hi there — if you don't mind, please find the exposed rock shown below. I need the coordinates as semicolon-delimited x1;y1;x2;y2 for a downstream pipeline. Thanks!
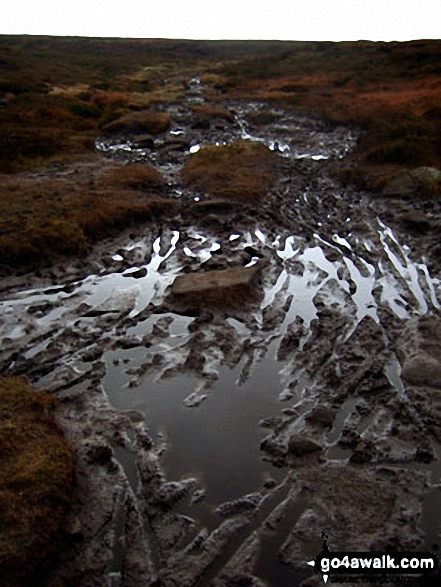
159;137;190;152
305;405;335;428
402;353;441;388
287;435;322;457
398;209;431;234
123;267;147;279
170;265;262;307
383;166;441;197
132;135;154;149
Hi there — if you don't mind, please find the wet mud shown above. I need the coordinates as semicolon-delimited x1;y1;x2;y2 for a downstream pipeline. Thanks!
1;76;441;586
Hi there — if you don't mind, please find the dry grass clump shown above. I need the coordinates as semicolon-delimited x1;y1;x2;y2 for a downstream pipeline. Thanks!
192;104;235;122
100;162;165;191
102;110;171;135
213;41;441;170
0;163;178;266
0;376;74;587
181;140;281;202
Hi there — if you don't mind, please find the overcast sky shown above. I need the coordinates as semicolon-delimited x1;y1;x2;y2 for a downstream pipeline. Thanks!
2;0;440;41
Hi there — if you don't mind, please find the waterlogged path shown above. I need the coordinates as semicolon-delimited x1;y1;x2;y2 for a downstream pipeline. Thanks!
1;77;441;587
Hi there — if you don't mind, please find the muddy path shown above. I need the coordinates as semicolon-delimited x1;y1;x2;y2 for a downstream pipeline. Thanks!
1;76;441;587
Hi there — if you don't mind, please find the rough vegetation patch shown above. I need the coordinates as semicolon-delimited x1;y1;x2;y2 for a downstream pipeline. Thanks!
192;103;235;121
0;376;74;587
102;110;171;135
181;139;281;201
0;163;177;266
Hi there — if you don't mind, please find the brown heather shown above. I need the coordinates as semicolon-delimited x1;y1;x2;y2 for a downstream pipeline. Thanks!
181;140;282;202
0;377;74;587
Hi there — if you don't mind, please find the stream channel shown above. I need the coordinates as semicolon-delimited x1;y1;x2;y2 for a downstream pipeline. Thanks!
1;76;441;586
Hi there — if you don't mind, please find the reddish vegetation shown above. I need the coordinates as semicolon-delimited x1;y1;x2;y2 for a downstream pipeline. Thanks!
0;376;74;587
0;36;440;265
0;163;177;265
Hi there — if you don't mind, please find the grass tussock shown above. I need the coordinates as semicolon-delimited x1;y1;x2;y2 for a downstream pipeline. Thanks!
1;36;440;175
0;35;440;212
212;41;441;170
181;140;281;201
0;163;178;266
192;104;235;122
102;110;171;135
0;376;74;587
101;162;164;190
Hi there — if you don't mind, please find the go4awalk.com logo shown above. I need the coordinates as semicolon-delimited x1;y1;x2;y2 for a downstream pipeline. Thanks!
306;535;439;584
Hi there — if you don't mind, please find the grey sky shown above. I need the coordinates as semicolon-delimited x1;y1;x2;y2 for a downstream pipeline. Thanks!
2;0;440;40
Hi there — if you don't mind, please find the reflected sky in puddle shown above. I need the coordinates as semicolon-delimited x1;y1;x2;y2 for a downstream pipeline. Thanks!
96;101;356;166
234;103;356;161
1;212;441;569
104;334;286;505
2;220;439;359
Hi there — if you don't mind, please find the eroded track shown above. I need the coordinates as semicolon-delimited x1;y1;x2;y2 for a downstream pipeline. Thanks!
1;76;441;587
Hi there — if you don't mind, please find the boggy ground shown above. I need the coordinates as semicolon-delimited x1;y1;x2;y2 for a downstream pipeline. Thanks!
1;70;441;587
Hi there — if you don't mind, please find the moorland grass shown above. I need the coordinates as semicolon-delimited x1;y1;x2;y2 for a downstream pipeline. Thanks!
0;376;74;587
0;162;178;266
0;36;440;262
181;139;281;201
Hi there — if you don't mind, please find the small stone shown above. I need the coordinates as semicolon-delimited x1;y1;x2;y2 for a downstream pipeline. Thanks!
415;447;434;463
171;265;262;308
305;405;335;428
287;435;322;457
123;267;147;279
86;444;113;465
260;437;287;458
263;477;277;489
137;433;153;450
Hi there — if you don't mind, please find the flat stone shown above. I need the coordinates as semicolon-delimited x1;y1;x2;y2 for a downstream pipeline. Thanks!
305;405;335;428
398;210;431;234
383;166;441;197
171;265;262;306
287;435;322;457
132;135;154;149
402;353;441;389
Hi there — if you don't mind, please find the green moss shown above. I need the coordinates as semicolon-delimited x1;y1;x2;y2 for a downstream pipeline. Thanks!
0;377;74;587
